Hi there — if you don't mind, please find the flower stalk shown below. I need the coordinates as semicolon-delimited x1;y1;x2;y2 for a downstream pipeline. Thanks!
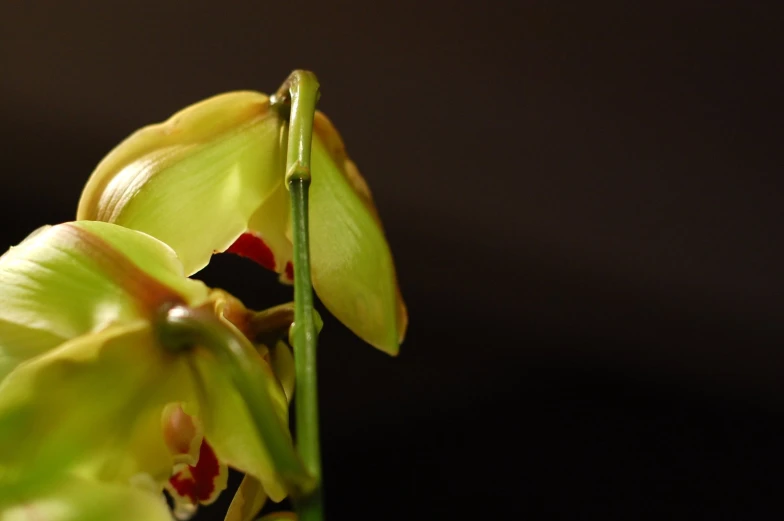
272;70;324;521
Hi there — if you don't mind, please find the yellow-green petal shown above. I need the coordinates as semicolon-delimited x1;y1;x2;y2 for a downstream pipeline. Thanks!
0;222;206;380
308;113;408;354
72;220;208;304
269;340;295;403
225;474;268;521
0;321;195;491
245;178;293;279
189;319;291;502
0;475;172;521
77;91;285;275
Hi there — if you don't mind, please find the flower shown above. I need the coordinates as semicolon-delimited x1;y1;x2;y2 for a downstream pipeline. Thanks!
162;292;298;520
76;91;407;355
0;221;298;518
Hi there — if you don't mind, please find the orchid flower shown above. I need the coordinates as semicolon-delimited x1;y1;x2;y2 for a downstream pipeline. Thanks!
163;295;300;520
0;221;308;519
76;90;407;355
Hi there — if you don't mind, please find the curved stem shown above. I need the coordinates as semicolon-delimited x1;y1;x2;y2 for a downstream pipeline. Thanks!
273;70;324;521
158;305;314;496
248;302;295;337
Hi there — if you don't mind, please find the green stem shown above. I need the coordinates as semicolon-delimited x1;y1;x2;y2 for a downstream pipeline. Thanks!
273;70;324;521
159;305;314;496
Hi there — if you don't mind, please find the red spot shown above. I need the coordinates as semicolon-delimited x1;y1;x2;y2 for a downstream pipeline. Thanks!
285;261;294;281
168;440;222;503
225;233;276;271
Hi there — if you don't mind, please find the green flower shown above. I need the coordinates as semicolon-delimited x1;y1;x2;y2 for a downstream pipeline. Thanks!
161;293;297;520
77;91;407;355
0;221;297;517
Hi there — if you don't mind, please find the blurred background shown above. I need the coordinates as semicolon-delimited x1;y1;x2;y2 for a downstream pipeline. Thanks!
2;2;783;519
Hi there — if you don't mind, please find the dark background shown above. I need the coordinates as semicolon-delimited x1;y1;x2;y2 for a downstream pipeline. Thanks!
2;2;784;519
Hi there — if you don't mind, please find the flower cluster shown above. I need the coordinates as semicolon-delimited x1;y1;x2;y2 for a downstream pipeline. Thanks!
0;86;406;520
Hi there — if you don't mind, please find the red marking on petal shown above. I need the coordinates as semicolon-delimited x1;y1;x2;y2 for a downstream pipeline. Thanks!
285;261;294;281
168;440;224;504
226;233;276;271
168;471;196;504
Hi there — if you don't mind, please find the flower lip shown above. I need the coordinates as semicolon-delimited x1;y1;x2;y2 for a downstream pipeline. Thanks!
166;438;229;508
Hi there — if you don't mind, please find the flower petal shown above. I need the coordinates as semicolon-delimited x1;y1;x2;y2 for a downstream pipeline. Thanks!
308;112;408;354
77;91;284;275
0;475;173;521
72;220;208;303
188;320;291;502
242;178;293;278
0;221;207;380
269;340;295;403
225;474;268;521
0;321;195;491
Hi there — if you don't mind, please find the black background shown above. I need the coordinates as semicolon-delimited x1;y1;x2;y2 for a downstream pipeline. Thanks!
2;2;784;520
